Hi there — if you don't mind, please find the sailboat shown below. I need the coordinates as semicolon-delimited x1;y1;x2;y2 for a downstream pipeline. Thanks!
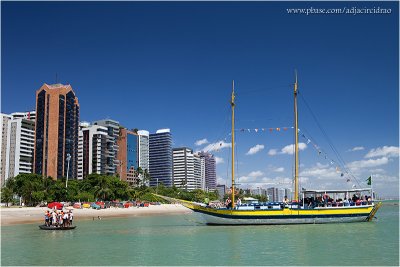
166;76;382;225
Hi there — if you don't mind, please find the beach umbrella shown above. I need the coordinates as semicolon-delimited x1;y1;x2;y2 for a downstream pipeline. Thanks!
48;202;63;210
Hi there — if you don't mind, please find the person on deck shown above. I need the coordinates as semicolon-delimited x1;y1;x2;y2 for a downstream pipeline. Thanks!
44;211;49;226
283;196;289;205
69;210;74;225
63;211;69;227
52;211;57;227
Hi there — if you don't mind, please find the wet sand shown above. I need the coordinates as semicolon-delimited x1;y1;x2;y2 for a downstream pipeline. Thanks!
0;204;191;226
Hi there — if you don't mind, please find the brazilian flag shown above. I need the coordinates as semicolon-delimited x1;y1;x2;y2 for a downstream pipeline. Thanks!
366;176;372;186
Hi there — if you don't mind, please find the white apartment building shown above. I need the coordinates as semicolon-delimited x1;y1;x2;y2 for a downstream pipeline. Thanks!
77;123;108;179
137;130;149;185
1;114;12;186
194;153;206;190
92;119;120;176
1;111;36;184
173;147;201;191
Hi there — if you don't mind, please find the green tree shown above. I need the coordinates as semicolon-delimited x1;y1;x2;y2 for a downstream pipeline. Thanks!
13;174;45;206
1;187;14;207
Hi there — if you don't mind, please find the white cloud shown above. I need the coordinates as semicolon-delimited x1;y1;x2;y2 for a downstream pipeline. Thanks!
348;146;365;152
365;146;399;158
248;171;264;177
246;144;264;155
274;167;285;172
237;171;264;183
215;156;224;165
195;138;209;146
268;149;278;156
347;157;389;171
281;143;307;155
199;140;231;153
216;176;227;186
269;143;307;156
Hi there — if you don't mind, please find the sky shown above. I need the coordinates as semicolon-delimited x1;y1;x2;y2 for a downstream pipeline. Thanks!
2;1;399;198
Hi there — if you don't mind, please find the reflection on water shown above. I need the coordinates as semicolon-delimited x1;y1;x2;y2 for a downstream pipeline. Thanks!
1;203;398;266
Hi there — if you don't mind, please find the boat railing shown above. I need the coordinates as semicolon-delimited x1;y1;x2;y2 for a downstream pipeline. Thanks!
230;200;375;210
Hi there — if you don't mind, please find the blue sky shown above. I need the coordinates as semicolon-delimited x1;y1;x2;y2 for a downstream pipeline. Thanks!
2;1;399;198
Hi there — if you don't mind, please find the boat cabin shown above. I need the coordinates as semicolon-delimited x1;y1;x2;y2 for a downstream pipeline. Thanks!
300;188;374;209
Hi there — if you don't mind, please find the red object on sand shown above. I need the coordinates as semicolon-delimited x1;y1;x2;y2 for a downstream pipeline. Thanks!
48;202;63;210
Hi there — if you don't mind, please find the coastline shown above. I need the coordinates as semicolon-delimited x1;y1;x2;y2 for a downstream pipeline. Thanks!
0;204;192;226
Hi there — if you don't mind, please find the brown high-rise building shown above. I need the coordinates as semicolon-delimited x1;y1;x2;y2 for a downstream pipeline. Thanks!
33;83;80;179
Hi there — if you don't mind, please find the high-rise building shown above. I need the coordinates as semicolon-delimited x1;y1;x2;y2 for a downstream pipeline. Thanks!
267;187;276;202
216;184;226;200
92;119;120;176
77;123;108;179
149;129;172;187
193;153;206;190
33;84;80;179
266;187;287;202
117;128;139;183
194;153;205;190
5;111;36;180
0;113;12;186
137;130;149;185
173;147;201;191
197;151;216;191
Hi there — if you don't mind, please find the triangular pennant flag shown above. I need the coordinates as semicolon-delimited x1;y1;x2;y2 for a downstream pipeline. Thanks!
255;129;258;132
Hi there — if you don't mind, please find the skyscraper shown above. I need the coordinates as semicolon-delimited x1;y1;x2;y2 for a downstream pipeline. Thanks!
33;84;80;179
5;111;36;180
92;119;119;176
77;123;108;179
117;128;138;183
194;152;206;190
149;129;172;187
197;151;217;191
0;113;12;186
173;147;201;191
137;130;150;185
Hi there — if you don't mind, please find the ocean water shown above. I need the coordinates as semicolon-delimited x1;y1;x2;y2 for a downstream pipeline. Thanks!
1;202;398;266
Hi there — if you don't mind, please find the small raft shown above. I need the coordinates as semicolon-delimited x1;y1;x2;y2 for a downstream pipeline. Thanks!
39;225;76;230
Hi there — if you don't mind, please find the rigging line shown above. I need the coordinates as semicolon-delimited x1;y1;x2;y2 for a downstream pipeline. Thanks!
298;91;361;187
201;104;231;154
236;85;292;96
300;127;356;183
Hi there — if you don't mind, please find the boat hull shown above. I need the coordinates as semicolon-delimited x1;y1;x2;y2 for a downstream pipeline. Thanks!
39;225;76;230
197;211;369;225
184;202;379;225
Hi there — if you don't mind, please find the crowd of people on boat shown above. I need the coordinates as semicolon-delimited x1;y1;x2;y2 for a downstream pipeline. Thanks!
218;194;373;210
44;210;73;227
302;194;373;208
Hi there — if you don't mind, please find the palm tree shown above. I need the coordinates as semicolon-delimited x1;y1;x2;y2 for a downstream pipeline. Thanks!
93;175;111;200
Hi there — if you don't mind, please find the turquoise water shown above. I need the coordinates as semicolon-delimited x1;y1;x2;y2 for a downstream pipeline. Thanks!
1;202;398;266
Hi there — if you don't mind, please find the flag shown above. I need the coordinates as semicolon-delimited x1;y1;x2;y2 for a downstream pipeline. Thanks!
366;176;372;186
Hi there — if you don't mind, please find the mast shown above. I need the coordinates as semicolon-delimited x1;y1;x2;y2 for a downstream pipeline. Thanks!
231;80;236;209
294;71;299;201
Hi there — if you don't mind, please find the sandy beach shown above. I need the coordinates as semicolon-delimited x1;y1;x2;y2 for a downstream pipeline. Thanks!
0;204;192;226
